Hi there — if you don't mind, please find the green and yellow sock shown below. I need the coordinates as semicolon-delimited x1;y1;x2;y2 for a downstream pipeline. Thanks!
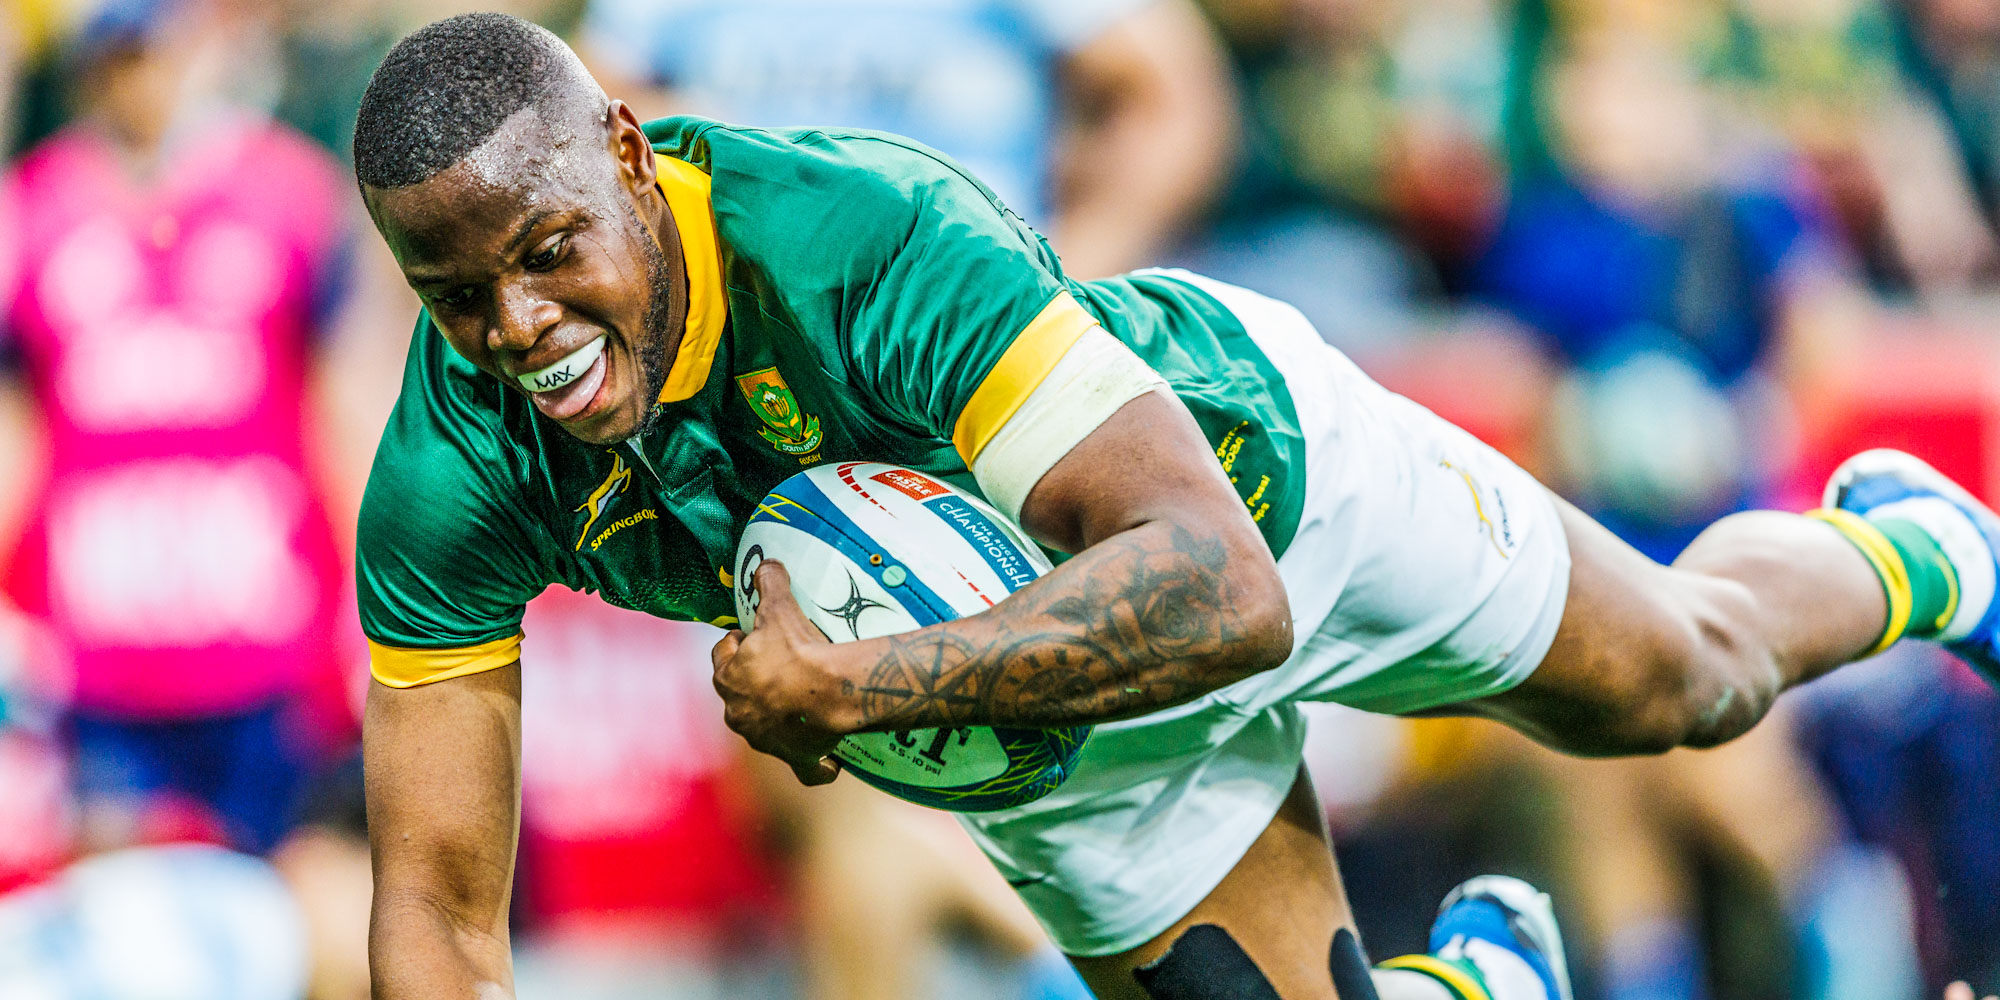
1806;508;1960;651
1377;953;1494;1000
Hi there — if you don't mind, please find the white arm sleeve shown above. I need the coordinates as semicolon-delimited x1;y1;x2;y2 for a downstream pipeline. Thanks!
970;326;1168;523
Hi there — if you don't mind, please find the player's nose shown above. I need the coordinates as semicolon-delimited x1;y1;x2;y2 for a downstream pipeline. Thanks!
486;283;561;354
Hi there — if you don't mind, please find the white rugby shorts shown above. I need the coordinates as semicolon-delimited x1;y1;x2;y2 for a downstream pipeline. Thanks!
957;270;1572;957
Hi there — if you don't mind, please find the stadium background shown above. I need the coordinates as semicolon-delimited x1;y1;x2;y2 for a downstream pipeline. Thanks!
0;0;1994;997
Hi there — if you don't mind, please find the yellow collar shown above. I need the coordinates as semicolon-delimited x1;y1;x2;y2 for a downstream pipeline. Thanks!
653;153;728;403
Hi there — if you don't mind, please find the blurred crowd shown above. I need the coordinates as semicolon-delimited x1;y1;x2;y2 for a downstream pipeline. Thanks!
0;0;1994;998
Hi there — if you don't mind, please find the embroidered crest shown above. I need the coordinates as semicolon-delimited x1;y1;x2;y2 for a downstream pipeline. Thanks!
735;366;823;456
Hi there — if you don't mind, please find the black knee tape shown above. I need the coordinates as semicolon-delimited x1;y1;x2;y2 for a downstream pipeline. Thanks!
1330;928;1382;1000
1133;924;1282;1000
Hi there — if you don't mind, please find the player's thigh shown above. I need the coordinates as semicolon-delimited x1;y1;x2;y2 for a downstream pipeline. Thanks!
1067;767;1351;1000
1465;498;1707;754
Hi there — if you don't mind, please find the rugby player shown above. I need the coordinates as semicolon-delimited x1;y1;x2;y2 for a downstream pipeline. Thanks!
352;14;2000;1000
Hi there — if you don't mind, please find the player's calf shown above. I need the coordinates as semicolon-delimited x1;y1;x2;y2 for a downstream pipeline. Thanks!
1482;450;2000;760
1473;502;1882;757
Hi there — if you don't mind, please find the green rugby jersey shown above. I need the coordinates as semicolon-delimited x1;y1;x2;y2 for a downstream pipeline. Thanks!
359;117;1306;686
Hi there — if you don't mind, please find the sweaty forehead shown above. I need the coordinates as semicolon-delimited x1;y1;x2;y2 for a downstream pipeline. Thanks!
368;107;614;263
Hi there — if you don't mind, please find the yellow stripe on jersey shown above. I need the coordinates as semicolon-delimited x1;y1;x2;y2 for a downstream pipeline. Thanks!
1377;955;1493;1000
369;633;523;688
654;154;730;403
953;290;1099;467
1806;508;1913;654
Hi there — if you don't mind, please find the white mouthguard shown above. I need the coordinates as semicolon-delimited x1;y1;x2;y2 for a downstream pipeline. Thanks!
517;336;607;393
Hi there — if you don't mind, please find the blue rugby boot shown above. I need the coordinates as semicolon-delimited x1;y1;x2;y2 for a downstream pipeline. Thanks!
1378;875;1573;1000
1822;449;2000;685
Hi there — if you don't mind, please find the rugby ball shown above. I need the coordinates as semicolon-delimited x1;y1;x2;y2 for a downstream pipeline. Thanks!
733;462;1090;812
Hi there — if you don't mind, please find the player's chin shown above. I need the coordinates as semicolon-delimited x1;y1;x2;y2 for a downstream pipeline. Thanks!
558;395;648;446
548;353;651;445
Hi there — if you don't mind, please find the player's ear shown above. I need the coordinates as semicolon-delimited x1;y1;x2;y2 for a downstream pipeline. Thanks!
605;99;657;198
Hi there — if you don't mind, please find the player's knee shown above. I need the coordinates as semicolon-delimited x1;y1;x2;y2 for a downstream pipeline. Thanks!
1615;581;1779;752
1594;671;1694;756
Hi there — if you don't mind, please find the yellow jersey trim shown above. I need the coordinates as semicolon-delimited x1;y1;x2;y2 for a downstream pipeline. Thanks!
369;633;523;688
654;154;729;403
1377;955;1491;1000
952;290;1099;467
1807;508;1913;654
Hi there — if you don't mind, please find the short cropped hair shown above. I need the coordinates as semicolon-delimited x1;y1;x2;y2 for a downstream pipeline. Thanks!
353;12;584;189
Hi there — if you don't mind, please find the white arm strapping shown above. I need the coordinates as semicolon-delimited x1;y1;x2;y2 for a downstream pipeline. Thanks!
970;326;1168;524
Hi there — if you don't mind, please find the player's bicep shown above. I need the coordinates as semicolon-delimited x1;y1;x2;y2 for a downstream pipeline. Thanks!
1013;387;1250;556
364;663;522;928
966;324;1167;536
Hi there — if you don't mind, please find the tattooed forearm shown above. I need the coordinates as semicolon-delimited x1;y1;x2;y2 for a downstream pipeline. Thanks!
844;519;1291;731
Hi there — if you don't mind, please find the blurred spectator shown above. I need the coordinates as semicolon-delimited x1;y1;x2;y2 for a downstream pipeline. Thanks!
1698;0;1997;295
0;0;363;855
575;0;1237;278
1895;0;2000;244
0;844;308;1000
272;0;584;168
1175;0;1514;352
509;592;789;1000
1543;712;1924;1000
268;752;372;1000
1472;31;1848;556
1200;0;1509;276
0;606;73;894
1794;644;2000;991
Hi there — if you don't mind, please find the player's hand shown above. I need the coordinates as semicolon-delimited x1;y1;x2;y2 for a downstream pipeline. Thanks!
711;559;847;786
1946;983;1997;1000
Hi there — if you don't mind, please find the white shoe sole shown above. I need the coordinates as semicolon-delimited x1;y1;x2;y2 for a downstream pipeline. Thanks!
1824;448;1983;513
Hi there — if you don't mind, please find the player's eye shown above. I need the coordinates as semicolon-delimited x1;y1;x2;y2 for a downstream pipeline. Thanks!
433;286;478;311
525;233;570;273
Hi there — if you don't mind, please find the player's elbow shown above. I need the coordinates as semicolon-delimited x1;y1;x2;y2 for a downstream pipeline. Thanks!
373;866;494;935
369;884;513;994
1227;562;1294;678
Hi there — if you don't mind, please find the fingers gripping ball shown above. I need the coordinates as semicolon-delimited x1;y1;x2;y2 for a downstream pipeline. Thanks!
734;462;1091;811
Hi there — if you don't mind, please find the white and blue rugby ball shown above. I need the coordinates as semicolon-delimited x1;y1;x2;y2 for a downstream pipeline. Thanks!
733;462;1090;812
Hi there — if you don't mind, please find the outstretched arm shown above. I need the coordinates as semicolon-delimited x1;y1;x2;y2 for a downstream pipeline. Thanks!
365;666;522;999
711;389;1291;778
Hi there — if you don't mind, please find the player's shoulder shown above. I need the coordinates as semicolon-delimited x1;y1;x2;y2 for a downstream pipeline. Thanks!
647;115;1010;245
357;314;564;653
362;314;547;545
646;115;979;185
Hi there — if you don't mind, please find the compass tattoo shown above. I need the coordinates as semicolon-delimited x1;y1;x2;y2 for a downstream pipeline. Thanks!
851;521;1289;731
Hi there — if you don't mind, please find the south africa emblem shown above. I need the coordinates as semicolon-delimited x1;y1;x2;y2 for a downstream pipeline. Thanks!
735;366;823;456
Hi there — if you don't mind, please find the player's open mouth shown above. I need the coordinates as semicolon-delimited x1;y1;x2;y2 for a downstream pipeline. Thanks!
519;335;609;421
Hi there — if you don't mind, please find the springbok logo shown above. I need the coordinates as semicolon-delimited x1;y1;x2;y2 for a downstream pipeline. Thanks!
1440;458;1514;559
573;451;633;551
